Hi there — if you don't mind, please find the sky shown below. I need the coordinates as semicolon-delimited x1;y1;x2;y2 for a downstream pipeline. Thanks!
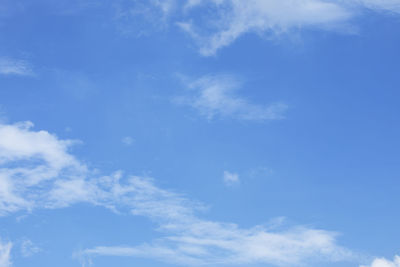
0;0;400;267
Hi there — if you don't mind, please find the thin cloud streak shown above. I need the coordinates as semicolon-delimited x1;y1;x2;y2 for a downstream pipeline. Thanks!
0;121;355;266
179;0;351;56
116;0;400;56
0;58;34;76
355;0;400;13
79;181;355;266
181;0;400;55
0;240;12;267
122;136;134;146
20;239;41;258
174;75;288;121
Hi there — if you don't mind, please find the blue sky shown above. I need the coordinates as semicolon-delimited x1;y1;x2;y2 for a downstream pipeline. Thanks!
1;0;400;267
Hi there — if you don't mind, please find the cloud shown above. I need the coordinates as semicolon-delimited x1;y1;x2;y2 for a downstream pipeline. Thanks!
180;0;400;55
0;121;86;215
20;239;40;258
122;136;134;146
0;120;355;266
223;171;240;186
360;255;400;267
0;58;34;76
356;0;400;13
113;0;400;56
150;0;177;16
0;240;12;267
79;176;354;266
174;75;288;121
112;0;178;36
179;0;351;56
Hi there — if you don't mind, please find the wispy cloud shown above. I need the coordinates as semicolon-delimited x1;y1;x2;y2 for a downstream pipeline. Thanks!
78;176;354;266
121;136;134;146
0;58;34;76
113;0;178;36
356;0;400;13
0;239;12;267
52;70;96;100
179;0;351;56
223;171;240;186
112;0;400;56
360;255;400;267
174;74;288;121
20;239;41;258
0;121;86;215
150;0;177;16
0;120;355;266
180;0;400;55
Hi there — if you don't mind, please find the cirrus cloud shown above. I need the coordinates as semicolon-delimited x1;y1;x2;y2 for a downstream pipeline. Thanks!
0;120;356;267
0;240;12;267
118;0;400;56
174;74;288;121
0;58;34;76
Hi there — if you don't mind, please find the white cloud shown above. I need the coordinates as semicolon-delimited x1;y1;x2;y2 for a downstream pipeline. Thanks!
175;75;288;121
360;255;400;267
113;0;178;36
0;120;355;266
0;240;12;267
0;121;351;266
0;120;199;217
0;121;86;215
20;239;40;258
117;0;399;56
180;0;351;56
181;0;400;55
223;171;239;186
0;58;33;76
79;176;354;266
122;136;134;146
356;0;400;13
150;0;177;16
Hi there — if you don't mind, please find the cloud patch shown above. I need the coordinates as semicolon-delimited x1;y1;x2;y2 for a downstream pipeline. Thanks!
0;58;34;76
180;0;400;55
116;0;400;56
20;239;41;258
0;120;355;266
78;176;354;266
223;171;240;186
174;75;287;121
122;136;134;146
0;240;12;267
0;121;86;215
179;0;351;56
356;0;400;13
360;255;400;267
